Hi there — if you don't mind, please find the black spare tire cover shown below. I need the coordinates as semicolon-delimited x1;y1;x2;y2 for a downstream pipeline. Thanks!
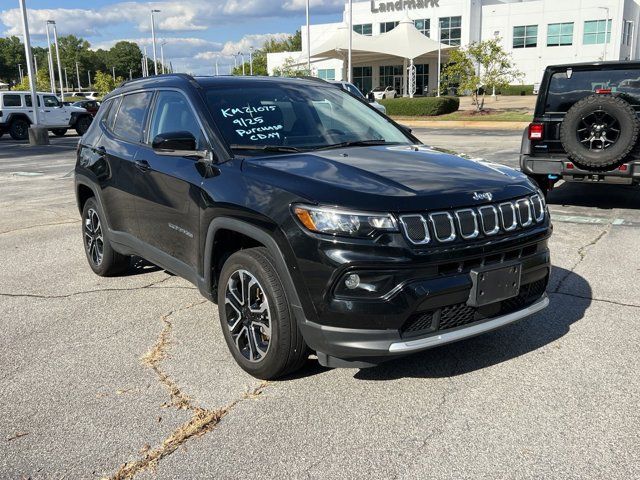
560;94;639;171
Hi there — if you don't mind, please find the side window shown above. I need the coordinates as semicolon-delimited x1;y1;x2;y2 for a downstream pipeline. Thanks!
149;91;206;148
43;96;60;108
102;97;120;130
3;94;22;107
25;95;41;107
112;92;153;143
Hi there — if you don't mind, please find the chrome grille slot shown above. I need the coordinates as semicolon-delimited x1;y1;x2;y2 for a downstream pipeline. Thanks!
530;195;544;222
455;209;479;239
499;202;518;231
516;198;533;227
399;214;430;245
429;212;456;242
478;205;500;235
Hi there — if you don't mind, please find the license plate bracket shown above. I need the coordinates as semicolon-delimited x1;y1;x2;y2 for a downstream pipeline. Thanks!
468;262;522;307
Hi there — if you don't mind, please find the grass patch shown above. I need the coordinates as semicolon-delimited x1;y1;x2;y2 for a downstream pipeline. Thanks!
393;109;532;122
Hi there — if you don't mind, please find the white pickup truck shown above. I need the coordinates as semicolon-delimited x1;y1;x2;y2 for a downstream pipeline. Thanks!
0;91;93;140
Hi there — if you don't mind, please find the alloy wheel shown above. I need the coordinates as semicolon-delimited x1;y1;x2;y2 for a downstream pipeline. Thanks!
224;269;272;362
577;110;621;150
84;208;104;266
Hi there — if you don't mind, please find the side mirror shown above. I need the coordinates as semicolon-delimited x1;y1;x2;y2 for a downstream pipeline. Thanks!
152;131;198;154
367;92;376;102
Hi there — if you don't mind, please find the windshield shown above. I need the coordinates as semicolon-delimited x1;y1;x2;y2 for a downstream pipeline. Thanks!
205;83;410;151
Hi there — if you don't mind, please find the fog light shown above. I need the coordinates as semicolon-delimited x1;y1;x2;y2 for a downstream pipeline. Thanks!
345;274;360;290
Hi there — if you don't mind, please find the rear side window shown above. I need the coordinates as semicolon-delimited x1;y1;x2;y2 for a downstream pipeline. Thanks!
545;68;640;112
3;94;22;107
102;97;120;130
112;92;153;143
25;95;41;107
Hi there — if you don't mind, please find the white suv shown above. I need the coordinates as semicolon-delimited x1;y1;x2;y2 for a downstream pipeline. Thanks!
0;91;93;140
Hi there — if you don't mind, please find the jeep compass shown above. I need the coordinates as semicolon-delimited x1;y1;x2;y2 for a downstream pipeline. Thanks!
75;74;551;379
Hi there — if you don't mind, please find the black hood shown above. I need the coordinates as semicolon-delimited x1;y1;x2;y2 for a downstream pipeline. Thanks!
242;145;536;212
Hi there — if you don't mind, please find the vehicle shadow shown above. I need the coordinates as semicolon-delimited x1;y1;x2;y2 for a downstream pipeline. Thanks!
547;182;640;209
348;265;590;381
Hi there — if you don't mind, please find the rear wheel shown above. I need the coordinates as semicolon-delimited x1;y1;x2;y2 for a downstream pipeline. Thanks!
217;247;307;379
51;129;67;137
82;197;130;276
9;118;29;140
75;115;92;136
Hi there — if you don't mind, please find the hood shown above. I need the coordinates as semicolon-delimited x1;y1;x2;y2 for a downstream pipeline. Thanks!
242;145;536;212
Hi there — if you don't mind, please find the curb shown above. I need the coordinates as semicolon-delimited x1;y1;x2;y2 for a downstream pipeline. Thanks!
391;119;530;130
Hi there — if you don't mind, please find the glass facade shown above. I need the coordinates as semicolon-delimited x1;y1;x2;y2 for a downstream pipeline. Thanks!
354;24;372;36
352;66;373;94
414;19;430;37
547;23;573;47
380;21;399;33
439;16;462;46
415;64;429;96
583;20;612;45
513;25;538;48
317;69;336;81
379;65;403;91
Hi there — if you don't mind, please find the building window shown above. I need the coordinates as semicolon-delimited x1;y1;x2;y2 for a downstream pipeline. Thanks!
380;21;399;33
354;24;372;36
583;19;612;45
623;21;633;46
547;22;573;47
379;65;403;92
352;66;372;94
415;64;429;95
513;25;538;48
317;69;336;81
414;19;430;37
439;16;462;46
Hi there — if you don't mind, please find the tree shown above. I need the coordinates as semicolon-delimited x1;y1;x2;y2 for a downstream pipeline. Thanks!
0;36;26;83
232;30;303;76
442;38;523;111
93;70;124;96
271;56;310;78
108;41;143;79
15;68;51;91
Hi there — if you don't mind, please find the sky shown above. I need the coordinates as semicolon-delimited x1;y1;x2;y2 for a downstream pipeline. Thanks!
0;0;346;74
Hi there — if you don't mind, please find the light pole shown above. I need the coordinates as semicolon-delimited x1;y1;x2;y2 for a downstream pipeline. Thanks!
215;56;219;76
45;21;55;93
88;70;92;88
129;68;133;80
348;0;353;82
17;64;23;82
249;47;254;75
112;66;116;81
64;67;69;92
599;7;610;61
143;46;149;76
19;0;48;144
305;0;311;72
49;20;65;101
33;55;38;75
150;9;160;75
437;20;441;97
160;40;167;74
75;61;82;90
239;52;245;75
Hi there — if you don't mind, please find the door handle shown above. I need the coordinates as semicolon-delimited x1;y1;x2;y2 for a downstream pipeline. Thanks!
135;159;151;172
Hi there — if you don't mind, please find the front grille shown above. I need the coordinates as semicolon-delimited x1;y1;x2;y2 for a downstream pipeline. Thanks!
400;195;548;246
401;277;548;337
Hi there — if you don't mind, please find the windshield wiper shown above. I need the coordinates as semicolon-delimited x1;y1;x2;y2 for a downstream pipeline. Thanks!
229;144;305;153
312;140;397;151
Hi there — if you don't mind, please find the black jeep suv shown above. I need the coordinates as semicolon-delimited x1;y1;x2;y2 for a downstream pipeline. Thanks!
75;74;551;379
521;61;640;195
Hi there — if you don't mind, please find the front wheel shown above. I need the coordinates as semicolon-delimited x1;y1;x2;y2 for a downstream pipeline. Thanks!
51;129;68;137
217;247;307;379
75;115;92;136
9;119;29;140
82;197;130;276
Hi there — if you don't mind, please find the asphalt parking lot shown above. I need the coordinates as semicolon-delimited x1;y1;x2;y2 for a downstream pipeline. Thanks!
1;131;639;479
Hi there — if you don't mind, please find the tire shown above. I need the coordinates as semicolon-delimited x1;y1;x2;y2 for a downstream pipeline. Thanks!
217;247;307;379
75;115;92;136
560;95;639;171
9;118;29;140
81;197;130;276
51;129;67;137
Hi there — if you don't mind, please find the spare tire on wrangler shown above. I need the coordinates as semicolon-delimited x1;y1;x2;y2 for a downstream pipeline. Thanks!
560;94;639;171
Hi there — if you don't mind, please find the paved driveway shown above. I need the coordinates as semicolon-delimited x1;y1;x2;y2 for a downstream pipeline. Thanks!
1;132;638;479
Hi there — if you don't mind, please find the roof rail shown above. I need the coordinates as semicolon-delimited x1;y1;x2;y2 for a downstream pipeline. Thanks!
117;72;196;89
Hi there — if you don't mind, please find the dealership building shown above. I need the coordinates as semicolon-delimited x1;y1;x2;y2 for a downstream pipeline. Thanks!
267;0;640;95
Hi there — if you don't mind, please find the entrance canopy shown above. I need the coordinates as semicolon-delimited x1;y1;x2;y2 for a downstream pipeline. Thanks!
306;16;454;62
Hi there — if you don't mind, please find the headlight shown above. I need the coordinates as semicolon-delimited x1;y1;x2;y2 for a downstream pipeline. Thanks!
293;204;398;237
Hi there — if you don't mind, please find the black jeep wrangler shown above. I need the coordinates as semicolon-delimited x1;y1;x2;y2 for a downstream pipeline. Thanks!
521;61;640;195
75;74;551;379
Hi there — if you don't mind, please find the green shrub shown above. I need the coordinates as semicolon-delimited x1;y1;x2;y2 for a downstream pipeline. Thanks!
378;96;460;116
496;84;534;96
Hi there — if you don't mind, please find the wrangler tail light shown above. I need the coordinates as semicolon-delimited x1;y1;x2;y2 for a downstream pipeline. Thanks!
528;123;544;140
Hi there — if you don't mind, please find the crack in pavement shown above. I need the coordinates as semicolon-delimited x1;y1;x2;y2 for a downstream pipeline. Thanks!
0;276;175;300
553;227;609;294
0;219;80;235
107;300;269;480
550;291;640;309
